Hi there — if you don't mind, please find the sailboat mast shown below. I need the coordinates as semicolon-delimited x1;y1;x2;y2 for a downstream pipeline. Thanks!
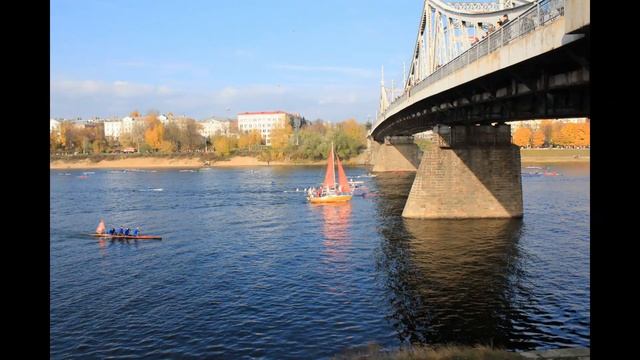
332;142;336;188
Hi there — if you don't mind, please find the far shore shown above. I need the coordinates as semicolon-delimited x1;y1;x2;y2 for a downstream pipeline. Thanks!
50;155;362;170
50;149;588;170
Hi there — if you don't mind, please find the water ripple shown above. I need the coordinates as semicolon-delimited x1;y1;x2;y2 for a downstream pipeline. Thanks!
51;165;589;358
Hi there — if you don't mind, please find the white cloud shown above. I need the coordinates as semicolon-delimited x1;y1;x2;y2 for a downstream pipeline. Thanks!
50;78;378;121
272;64;376;79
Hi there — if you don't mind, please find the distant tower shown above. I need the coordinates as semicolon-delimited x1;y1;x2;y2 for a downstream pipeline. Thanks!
379;65;389;114
403;62;407;89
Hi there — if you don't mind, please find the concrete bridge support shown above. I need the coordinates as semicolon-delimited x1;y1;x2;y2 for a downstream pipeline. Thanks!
370;136;421;172
402;124;523;219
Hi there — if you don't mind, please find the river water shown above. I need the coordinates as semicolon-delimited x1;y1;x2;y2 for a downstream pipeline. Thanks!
50;163;589;359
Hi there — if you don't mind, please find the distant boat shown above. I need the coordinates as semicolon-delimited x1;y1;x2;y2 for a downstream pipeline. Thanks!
307;143;352;204
348;180;367;196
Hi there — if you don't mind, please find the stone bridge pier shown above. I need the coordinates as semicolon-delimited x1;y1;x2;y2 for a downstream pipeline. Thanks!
369;136;421;172
402;124;523;219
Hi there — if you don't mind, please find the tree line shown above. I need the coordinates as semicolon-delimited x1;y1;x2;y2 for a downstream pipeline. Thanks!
50;111;369;161
512;120;590;148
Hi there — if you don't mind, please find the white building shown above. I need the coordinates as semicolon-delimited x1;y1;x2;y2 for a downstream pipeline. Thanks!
104;120;123;139
199;118;230;138
238;111;295;145
50;119;60;134
121;116;137;134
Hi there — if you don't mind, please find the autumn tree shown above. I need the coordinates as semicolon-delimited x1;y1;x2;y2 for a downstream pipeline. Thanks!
540;120;553;146
50;130;60;154
130;110;140;118
512;127;532;147
213;135;232;156
144;112;164;151
159;140;176;153
270;123;293;159
550;122;565;147
295;128;325;160
181;119;203;151
532;129;545;148
338;118;367;154
59;121;76;152
238;130;262;150
574;122;590;147
162;121;181;150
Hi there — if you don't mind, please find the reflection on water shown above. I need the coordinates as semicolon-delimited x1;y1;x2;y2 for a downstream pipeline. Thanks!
381;218;525;347
318;203;352;264
371;169;588;350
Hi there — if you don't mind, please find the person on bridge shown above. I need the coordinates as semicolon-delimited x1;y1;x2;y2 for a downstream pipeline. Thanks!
501;14;509;26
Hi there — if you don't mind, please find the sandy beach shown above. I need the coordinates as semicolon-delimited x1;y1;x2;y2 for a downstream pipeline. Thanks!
50;150;587;169
50;155;338;169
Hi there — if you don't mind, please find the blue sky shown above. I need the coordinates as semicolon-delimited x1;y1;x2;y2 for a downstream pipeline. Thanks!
51;0;427;122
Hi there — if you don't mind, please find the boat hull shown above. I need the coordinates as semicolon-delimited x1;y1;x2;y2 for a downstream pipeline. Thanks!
90;234;162;240
308;195;352;204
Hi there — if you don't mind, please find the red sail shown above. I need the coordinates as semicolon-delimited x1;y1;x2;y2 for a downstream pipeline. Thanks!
336;155;350;193
323;146;335;189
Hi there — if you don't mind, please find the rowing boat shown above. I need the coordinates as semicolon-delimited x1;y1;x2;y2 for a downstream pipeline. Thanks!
90;233;162;240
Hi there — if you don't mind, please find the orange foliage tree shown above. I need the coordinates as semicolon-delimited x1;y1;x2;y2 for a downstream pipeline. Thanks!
574;122;590;147
512;127;532;147
557;123;579;148
143;112;164;151
238;130;262;149
270;123;293;159
213;135;233;156
532;129;545;148
550;122;565;147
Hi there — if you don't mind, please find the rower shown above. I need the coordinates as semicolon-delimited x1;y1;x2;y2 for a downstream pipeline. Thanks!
124;228;130;236
133;228;139;236
118;226;124;235
108;228;115;235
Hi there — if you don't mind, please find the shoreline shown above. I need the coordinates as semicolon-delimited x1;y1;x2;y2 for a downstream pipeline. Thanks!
50;151;588;170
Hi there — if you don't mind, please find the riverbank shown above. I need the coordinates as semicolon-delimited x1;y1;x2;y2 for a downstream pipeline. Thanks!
520;149;589;163
333;344;590;360
49;153;369;169
49;149;587;169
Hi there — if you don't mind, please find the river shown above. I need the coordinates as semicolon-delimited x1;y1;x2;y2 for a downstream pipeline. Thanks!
50;163;589;359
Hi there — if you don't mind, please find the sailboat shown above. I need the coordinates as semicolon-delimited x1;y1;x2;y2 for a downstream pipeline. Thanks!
307;143;353;204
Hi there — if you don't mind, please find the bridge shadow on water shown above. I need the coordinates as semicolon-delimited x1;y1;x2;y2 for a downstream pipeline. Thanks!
372;172;539;350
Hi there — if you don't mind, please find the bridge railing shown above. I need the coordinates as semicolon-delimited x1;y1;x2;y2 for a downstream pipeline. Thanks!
376;0;565;130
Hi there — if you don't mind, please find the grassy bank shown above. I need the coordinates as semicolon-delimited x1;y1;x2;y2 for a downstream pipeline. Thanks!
333;344;524;360
332;344;589;360
520;148;589;163
49;148;588;169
